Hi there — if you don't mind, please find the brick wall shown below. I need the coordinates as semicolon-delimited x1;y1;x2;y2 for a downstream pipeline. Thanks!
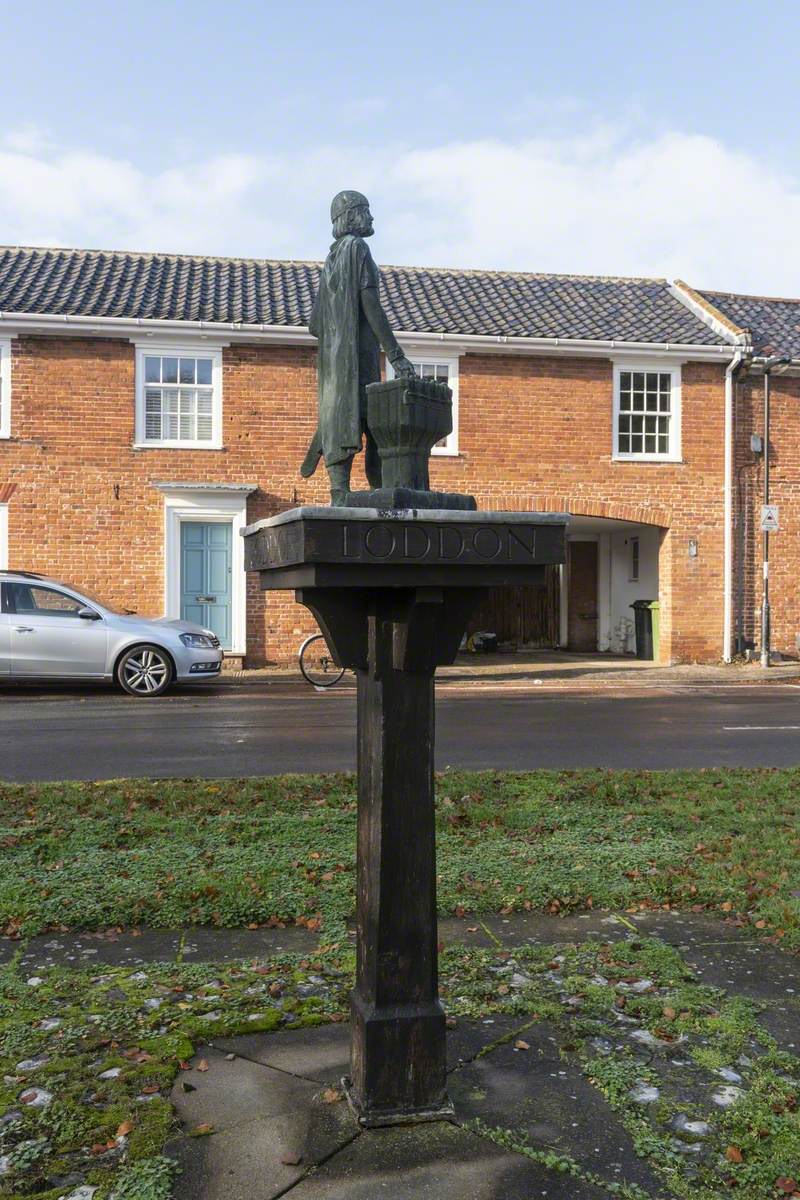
1;335;733;664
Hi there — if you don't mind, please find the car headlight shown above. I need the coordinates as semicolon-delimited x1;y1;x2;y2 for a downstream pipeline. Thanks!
179;633;218;649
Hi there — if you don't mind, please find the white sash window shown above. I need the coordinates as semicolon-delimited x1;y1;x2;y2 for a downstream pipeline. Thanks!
613;362;681;462
135;345;223;449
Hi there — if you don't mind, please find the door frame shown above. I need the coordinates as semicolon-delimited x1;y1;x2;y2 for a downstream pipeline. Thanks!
156;484;255;657
180;519;234;649
559;534;611;652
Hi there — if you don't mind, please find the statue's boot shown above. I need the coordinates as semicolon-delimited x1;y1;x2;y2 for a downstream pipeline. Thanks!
328;459;353;506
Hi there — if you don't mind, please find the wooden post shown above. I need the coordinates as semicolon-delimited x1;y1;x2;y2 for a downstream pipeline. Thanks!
351;590;445;1122
245;507;568;1126
299;585;480;1124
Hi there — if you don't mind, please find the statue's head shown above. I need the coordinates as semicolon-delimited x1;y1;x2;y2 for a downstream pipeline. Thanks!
331;190;373;239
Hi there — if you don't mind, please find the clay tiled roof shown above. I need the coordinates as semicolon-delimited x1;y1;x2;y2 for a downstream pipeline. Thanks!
697;288;800;360
0;245;733;347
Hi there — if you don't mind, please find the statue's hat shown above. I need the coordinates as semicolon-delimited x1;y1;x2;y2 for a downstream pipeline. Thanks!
331;190;369;221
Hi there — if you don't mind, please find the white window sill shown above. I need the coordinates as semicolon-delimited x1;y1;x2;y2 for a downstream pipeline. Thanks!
612;454;683;464
0;434;10;441
133;442;224;451
431;449;459;458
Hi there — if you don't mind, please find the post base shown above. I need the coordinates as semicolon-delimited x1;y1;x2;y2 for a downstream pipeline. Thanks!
342;1077;455;1128
343;487;476;511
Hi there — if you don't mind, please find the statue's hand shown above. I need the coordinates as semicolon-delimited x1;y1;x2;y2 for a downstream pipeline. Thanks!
392;355;416;378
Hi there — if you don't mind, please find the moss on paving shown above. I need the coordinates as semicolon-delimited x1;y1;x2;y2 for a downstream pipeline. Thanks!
1;938;797;1199
0;769;798;947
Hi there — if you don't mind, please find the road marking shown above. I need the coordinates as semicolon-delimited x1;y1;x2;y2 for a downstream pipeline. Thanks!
723;725;800;731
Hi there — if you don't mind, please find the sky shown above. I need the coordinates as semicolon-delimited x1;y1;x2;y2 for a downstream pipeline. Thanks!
2;0;800;294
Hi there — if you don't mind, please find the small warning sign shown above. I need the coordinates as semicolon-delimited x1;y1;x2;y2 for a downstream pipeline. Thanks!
760;504;779;532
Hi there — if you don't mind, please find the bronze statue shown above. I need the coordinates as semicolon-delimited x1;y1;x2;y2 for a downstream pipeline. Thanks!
300;191;416;505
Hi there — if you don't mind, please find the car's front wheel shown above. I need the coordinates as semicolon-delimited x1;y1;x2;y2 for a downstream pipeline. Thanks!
116;644;173;697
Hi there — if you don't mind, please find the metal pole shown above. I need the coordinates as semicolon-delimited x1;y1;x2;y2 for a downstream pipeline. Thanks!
759;357;791;667
760;368;771;668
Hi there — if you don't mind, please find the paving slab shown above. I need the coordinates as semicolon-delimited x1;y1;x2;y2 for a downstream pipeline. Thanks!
679;940;800;1002
627;910;761;944
282;1122;608;1199
19;929;183;970
168;1046;356;1200
180;926;318;961
447;1025;665;1196
437;911;632;947
172;1045;330;1131
757;1000;800;1051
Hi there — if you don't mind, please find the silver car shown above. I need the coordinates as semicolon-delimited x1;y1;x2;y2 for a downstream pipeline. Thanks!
0;571;223;696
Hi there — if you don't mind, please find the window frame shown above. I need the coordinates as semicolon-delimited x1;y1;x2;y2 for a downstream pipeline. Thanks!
386;348;460;456
612;361;682;463
134;344;223;450
6;581;91;618
0;338;12;439
629;536;640;582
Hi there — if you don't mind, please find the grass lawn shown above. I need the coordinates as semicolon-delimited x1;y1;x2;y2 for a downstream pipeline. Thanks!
0;769;798;1198
0;769;798;947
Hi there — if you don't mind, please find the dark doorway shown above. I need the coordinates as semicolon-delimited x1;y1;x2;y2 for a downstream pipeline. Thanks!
567;541;598;651
466;567;560;647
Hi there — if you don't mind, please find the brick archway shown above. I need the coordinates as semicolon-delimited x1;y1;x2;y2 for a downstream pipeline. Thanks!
474;493;673;660
477;492;671;530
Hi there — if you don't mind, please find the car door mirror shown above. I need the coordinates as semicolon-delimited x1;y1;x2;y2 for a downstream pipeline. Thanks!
78;606;101;621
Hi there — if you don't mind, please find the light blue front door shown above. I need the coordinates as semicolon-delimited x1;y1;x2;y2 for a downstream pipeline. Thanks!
181;522;232;649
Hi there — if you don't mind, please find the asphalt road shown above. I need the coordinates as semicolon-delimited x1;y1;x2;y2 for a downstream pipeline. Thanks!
2;679;800;780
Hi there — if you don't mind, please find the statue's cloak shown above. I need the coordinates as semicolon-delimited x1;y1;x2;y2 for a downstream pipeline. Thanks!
301;234;380;473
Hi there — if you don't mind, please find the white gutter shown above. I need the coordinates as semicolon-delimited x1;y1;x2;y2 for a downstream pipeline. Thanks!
0;308;741;361
723;350;745;662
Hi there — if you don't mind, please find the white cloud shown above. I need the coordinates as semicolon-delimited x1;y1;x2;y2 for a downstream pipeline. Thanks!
1;128;799;294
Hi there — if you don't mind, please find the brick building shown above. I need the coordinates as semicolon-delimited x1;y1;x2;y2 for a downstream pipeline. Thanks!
0;246;797;666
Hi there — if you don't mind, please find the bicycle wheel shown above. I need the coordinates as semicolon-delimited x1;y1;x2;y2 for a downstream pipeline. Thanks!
299;633;346;688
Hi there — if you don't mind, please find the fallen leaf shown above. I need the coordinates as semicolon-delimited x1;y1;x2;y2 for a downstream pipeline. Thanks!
321;1088;342;1104
197;1059;210;1073
514;1039;530;1051
754;919;767;929
775;1179;797;1195
497;984;509;995
116;1120;134;1137
190;1123;214;1137
467;926;479;933
281;1152;302;1165
141;1084;160;1094
725;1146;743;1163
662;1006;676;1021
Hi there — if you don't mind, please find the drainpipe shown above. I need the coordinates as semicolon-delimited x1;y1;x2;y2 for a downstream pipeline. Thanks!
723;350;745;662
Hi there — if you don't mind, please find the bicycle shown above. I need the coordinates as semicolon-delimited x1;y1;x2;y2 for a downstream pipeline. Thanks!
298;632;347;688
